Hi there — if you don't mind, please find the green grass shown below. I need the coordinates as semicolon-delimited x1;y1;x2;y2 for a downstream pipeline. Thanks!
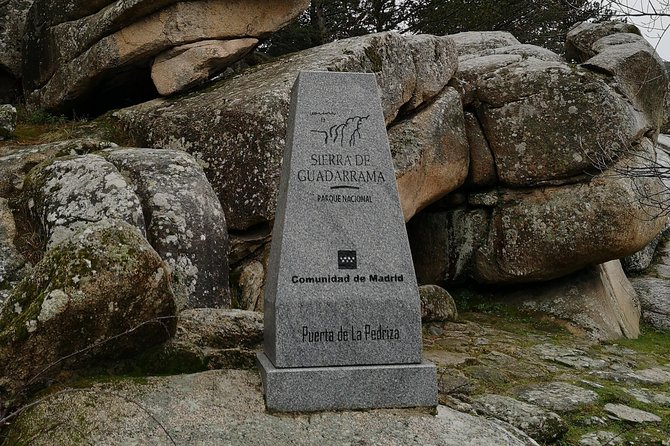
612;327;670;359
1;106;133;147
16;108;68;126
531;376;670;445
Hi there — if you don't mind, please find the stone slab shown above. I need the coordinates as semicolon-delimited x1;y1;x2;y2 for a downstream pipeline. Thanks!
4;370;540;446
257;353;437;412
264;71;423;368
603;403;662;423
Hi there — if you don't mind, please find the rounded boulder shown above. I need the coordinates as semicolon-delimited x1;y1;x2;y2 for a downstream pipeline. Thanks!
0;219;176;407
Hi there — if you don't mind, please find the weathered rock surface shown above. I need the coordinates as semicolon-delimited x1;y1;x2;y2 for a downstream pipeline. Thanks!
451;53;522;106
473;394;567;443
590;367;670;386
0;139;119;199
405;28;667;286
569;22;668;128
151;38;259;95
566;21;642;62
530;343;607;370
514;382;598;413
22;154;146;249
622;232;662;274
451;24;663;191
0;0;32;75
141;308;263;372
2;291;667;445
630;277;670;331
424;313;670;445
475;44;562;62
0;104;17;140
603;403;662;423
463;112;497;187
513;261;641;340
105;148;230;309
471;57;647;186
13;144;228;309
409;206;488;284
628;368;670;385
624;387;670;406
23;0;309;112
646;224;670;279
629;229;670;331
0;0;33;101
419;284;458;322
578;431;624;446
410;146;666;286
453;33;561;67
229;227;272;311
477;150;665;283
0;220;176;407
4;369;540;446
419;259;641;342
389;87;469;220
0;198;27;305
450;31;521;58
115;32;459;230
234;259;266;311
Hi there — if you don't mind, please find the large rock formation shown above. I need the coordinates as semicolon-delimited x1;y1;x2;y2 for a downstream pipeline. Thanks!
451;32;652;188
407;24;668;289
566;21;668;129
22;0;309;112
410;142;666;285
1;16;670;441
18;145;230;309
114;24;668;292
114;32;460;230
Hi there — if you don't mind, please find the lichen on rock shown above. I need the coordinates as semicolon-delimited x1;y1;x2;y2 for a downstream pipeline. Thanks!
22;154;146;249
0;219;176;409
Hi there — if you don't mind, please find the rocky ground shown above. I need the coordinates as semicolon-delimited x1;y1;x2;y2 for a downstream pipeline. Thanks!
427;309;670;445
1;309;668;445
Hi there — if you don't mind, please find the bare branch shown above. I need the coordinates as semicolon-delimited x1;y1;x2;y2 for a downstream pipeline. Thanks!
580;133;670;221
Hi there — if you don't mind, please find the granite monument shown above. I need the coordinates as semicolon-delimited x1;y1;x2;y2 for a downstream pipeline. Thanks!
257;71;437;412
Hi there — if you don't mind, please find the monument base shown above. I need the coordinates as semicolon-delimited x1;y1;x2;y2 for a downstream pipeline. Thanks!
257;353;438;412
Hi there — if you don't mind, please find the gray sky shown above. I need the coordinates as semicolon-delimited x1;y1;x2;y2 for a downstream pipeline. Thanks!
614;0;670;60
628;16;670;60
